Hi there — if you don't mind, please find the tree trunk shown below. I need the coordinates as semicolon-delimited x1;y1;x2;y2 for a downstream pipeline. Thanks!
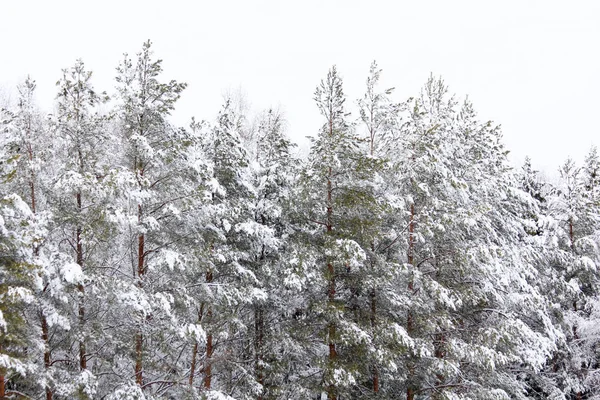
370;242;379;394
327;260;337;400
0;344;5;399
569;218;574;251
370;285;379;393
78;280;86;370
406;203;416;400
189;341;199;387
326;164;338;400
203;270;214;390
35;187;51;399
135;203;145;386
569;218;582;400
255;306;264;400
25;128;50;398
433;333;446;400
76;192;86;371
203;332;213;389
189;304;204;387
41;312;52;400
368;123;379;394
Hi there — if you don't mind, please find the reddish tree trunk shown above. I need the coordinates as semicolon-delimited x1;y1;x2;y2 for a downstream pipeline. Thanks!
325;150;338;400
324;96;339;400
408;203;415;266
189;341;198;386
78;283;86;370
42;313;52;400
370;242;379;393
0;344;4;399
189;304;204;386
40;245;52;398
135;202;145;386
369;125;380;394
569;218;574;250
371;285;379;393
204;270;214;390
255;306;265;400
433;333;446;399
406;203;416;400
203;327;213;389
327;262;337;400
135;332;143;386
76;192;86;371
569;219;582;400
25;129;50;398
407;203;415;333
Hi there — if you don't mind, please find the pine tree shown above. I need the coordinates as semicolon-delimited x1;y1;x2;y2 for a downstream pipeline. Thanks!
543;155;600;398
1;77;60;399
45;58;118;398
294;66;384;399
113;39;189;393
198;99;264;399
250;108;297;399
0;100;47;399
388;76;561;399
356;61;411;398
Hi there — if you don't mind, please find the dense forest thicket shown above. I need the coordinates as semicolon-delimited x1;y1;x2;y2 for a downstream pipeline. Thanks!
1;41;599;400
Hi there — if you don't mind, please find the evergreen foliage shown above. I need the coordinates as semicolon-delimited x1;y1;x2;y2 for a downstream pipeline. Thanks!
0;42;598;400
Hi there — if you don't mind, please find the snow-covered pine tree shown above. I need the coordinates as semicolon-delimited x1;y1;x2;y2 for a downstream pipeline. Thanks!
0;194;44;399
543;154;600;398
451;100;560;399
0;97;48;399
388;76;560;400
249;108;297;400
112;40;194;395
356;61;412;398
294;66;384;399
197;99;264;399
48;59;115;398
0;78;61;399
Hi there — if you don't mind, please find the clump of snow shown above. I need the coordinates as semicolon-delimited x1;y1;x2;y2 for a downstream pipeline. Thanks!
61;262;84;284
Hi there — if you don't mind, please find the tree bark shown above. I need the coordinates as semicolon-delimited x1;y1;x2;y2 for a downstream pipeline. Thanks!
189;304;204;387
203;270;214;390
23;115;51;398
76;192;86;371
189;341;198;387
370;241;379;393
569;218;574;251
406;203;416;400
369;130;379;394
135;203;145;386
326;167;337;400
569;218;582;400
30;146;51;399
433;333;446;400
0;344;4;399
255;306;264;400
326;101;337;398
327;259;337;400
41;312;52;400
370;285;379;393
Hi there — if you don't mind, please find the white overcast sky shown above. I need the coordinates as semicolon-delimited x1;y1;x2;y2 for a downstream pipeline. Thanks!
1;0;599;175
